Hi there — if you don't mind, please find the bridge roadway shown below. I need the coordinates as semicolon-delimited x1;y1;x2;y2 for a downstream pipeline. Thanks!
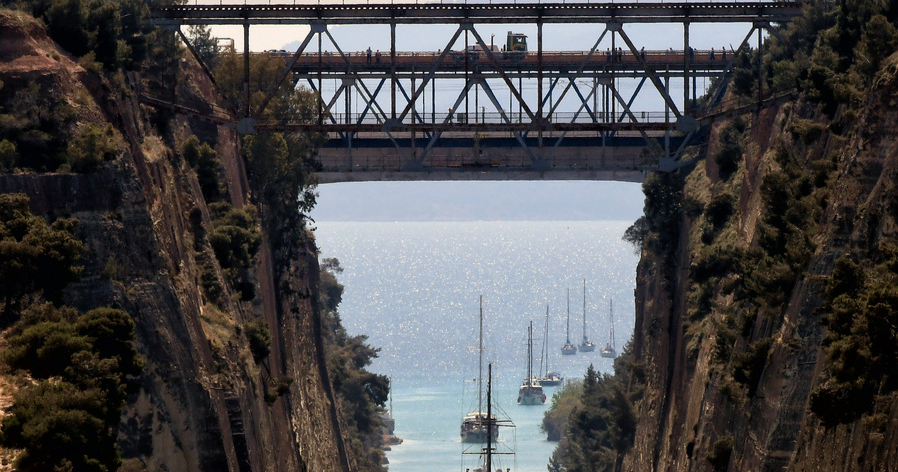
150;1;804;182
279;48;730;77
151;1;804;26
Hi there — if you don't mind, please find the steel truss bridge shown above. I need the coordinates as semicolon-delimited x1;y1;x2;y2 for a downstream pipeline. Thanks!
150;1;804;182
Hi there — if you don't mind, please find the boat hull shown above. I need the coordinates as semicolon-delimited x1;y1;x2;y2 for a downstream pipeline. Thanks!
461;411;499;442
517;385;546;405
578;343;595;352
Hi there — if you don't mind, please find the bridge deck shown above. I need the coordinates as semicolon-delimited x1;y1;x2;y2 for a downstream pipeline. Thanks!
151;1;804;25
281;49;731;77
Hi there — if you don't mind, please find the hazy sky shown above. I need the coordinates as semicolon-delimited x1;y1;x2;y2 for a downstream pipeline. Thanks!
310;180;645;222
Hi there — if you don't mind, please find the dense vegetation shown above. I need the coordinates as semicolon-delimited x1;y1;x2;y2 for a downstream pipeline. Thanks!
543;342;643;472
0;194;143;472
0;0;171;173
613;0;898;468
0;1;387;469
318;258;391;472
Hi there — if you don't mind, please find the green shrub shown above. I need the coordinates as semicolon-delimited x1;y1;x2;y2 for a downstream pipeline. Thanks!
731;338;773;398
245;319;272;363
705;193;736;230
0;303;142;472
706;435;734;472
714;118;746;181
0;139;18;171
66;124;117;172
182;135;225;202
208;202;261;281
788;119;825;146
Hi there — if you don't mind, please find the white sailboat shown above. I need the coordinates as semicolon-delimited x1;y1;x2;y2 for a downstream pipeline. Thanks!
461;296;499;443
561;289;577;355
519;321;546;405
534;304;563;386
579;279;596;352
600;297;617;359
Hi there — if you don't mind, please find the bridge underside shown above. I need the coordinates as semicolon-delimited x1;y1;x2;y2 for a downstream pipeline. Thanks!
316;134;679;182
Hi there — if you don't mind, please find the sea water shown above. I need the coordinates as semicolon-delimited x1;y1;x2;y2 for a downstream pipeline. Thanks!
314;221;639;472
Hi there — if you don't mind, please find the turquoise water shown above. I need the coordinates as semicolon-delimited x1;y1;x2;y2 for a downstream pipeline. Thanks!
314;221;639;472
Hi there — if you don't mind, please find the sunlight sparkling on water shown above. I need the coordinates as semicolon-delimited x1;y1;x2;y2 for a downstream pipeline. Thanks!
315;221;639;472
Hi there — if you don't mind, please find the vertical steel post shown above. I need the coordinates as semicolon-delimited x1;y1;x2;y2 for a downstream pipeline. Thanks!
391;22;397;120
537;20;543;152
684;21;690;113
665;75;670;158
318;30;323;125
611;29;615;121
244;22;250;118
757;26;763;108
464;27;469;120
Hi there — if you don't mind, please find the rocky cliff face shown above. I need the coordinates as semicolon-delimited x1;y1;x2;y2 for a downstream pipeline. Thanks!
622;59;898;471
0;10;348;472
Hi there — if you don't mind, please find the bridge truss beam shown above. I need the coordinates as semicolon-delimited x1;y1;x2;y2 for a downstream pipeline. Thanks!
150;2;804;179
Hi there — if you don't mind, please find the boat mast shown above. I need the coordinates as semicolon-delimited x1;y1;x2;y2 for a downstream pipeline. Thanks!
478;295;483;414
486;363;493;472
582;279;587;343
539;303;549;377
527;321;533;383
566;289;571;344
610;297;615;350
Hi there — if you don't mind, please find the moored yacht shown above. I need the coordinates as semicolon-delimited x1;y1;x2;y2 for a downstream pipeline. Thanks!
519;321;546;405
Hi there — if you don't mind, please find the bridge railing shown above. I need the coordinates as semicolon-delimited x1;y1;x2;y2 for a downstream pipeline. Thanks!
317;111;673;125
186;0;801;6
277;49;734;68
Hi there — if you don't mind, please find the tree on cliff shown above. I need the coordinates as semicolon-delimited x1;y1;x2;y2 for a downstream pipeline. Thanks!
545;344;641;472
0;193;83;324
0;304;143;472
319;257;390;472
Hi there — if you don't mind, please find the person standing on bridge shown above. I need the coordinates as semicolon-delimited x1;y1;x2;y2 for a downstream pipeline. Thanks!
710;47;715;61
376;50;381;64
367;46;372;63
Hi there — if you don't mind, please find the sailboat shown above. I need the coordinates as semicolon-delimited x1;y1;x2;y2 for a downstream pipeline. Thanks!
518;321;546;405
534;304;563;386
461;296;499;443
600;297;617;359
464;364;515;472
578;279;596;352
561;289;577;355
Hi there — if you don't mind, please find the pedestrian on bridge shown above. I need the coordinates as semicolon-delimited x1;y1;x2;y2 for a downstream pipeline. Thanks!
710;47;715;61
367;47;372;63
376;50;381;64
